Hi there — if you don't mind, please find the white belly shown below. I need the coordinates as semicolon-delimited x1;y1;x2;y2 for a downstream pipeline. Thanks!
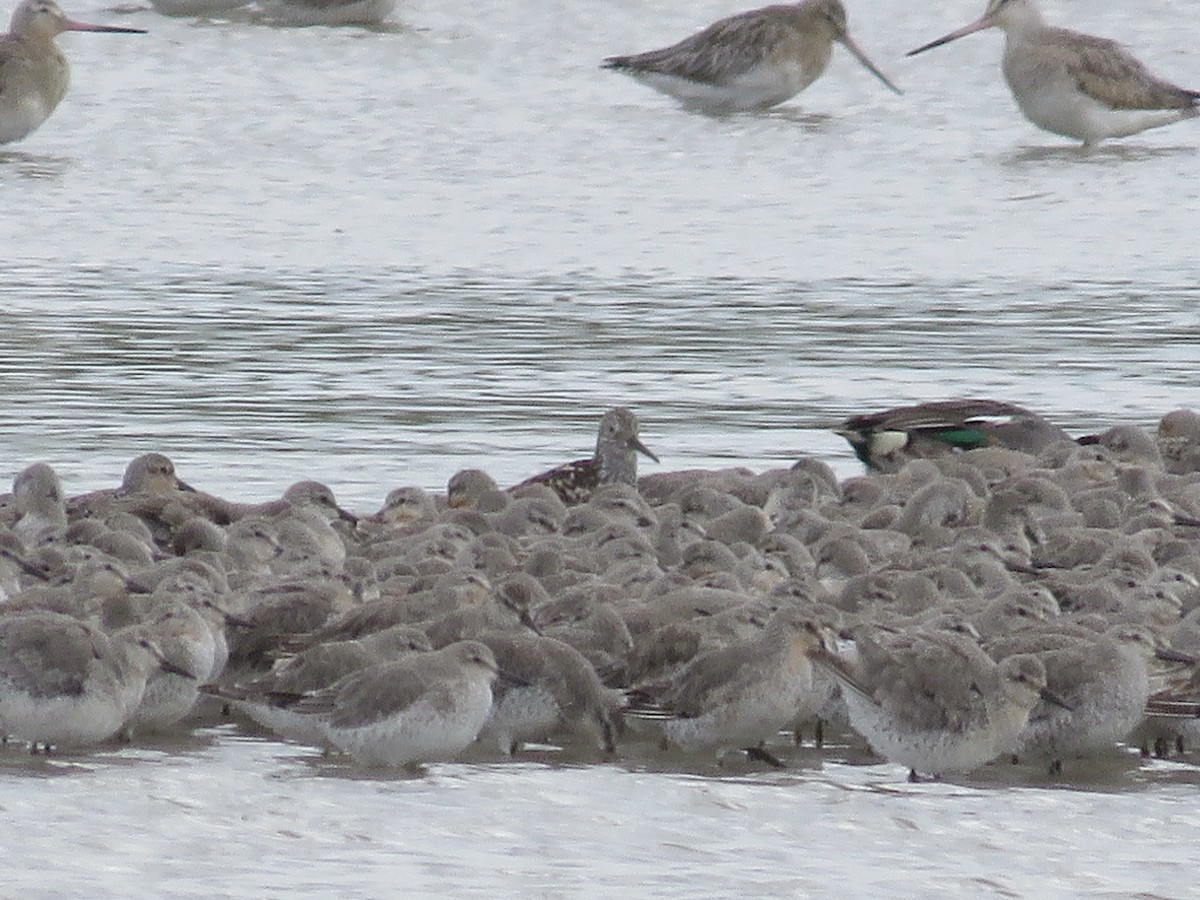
1003;43;1196;145
632;59;814;115
0;95;54;146
327;682;493;767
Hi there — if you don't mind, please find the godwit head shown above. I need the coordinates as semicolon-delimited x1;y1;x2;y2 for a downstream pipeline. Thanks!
1;0;145;145
906;0;1042;55
811;0;902;95
7;0;145;46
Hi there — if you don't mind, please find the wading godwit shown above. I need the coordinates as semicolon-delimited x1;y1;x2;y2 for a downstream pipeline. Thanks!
604;0;900;114
0;0;145;145
908;0;1199;147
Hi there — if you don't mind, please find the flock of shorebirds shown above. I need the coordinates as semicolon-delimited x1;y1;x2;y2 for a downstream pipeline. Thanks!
1;0;1198;148
2;400;1200;782
3;0;1197;785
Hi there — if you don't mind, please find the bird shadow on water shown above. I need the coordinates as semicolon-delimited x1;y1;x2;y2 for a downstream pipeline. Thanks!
1001;142;1197;167
612;735;831;782
909;747;1190;794
281;740;624;782
0;150;68;181
761;107;834;132
245;13;412;34
0;726;231;777
108;3;412;34
0;743;95;778
279;747;436;782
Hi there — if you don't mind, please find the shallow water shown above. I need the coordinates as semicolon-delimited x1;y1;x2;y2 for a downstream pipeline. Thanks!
3;0;1200;893
3;728;1200;897
3;270;1195;508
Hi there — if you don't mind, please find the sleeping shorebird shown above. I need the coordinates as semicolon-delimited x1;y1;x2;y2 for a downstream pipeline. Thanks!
623;608;831;767
0;0;145;146
814;626;1071;781
603;0;900;115
907;0;1200;147
0;610;192;750
288;641;505;768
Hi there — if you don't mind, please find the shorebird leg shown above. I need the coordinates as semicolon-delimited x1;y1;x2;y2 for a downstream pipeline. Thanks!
744;745;786;769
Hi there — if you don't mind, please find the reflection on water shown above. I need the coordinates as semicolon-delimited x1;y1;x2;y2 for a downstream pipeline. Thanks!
755;109;835;131
1;267;1194;506
1001;142;1200;166
0;150;69;180
1;724;1198;896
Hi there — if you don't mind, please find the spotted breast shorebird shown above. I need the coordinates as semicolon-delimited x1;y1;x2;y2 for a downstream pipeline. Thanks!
511;407;659;506
835;398;1071;473
907;0;1200;147
0;0;144;146
603;0;899;115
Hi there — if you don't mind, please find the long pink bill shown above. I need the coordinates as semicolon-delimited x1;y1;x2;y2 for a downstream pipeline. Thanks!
840;33;903;95
61;17;147;34
906;15;994;57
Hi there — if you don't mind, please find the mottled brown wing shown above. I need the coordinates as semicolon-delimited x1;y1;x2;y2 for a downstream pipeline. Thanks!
607;11;791;84
510;458;597;505
1055;30;1199;111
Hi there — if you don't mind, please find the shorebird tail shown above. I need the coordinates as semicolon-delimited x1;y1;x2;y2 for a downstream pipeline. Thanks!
809;647;875;707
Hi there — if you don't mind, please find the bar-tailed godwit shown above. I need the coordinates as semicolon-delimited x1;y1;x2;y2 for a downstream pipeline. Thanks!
0;0;144;145
604;0;900;114
908;0;1199;146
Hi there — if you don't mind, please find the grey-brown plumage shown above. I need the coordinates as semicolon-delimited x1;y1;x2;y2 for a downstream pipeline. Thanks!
0;0;144;145
0;610;188;747
286;641;501;767
477;633;619;755
908;0;1199;146
202;626;431;745
623;608;831;762
815;626;1070;779
603;0;899;114
12;461;66;539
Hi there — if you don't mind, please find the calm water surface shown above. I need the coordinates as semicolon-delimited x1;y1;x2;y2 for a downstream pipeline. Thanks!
2;0;1199;893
